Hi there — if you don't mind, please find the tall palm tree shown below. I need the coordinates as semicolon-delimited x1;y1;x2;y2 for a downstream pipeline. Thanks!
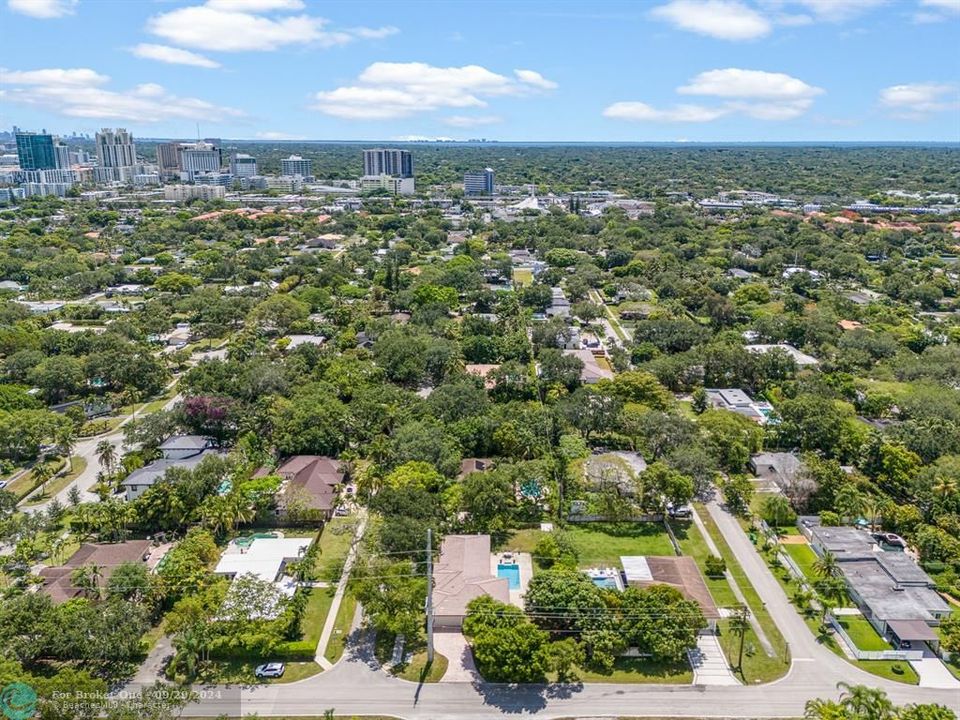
814;550;839;579
56;427;76;474
32;461;55;498
96;440;117;476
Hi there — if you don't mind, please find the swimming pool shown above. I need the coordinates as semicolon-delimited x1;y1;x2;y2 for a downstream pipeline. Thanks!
497;563;521;590
592;576;620;590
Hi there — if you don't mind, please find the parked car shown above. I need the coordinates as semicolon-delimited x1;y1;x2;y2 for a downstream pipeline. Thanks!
899;640;912;650
0;480;7;490
254;663;285;678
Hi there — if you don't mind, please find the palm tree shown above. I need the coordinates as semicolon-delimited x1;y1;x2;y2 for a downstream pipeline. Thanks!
56;427;76;474
836;682;895;720
764;494;793;531
96;440;117;476
862;496;882;531
71;564;103;600
32;461;56;498
834;484;864;526
803;698;848;720
814;550;839;579
932;476;957;501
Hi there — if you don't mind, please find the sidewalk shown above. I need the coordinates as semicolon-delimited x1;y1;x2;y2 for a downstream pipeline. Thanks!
691;504;775;656
315;509;368;669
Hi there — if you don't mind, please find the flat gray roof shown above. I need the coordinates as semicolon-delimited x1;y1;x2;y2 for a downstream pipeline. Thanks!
809;525;875;557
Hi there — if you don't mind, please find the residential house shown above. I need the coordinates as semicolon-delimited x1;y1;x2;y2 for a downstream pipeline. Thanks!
38;540;153;604
620;555;721;632
562;348;615;384
256;455;346;523
433;534;510;630
121;435;220;500
807;524;951;646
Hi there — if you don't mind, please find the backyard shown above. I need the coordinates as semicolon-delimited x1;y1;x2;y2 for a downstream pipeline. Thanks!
500;522;676;568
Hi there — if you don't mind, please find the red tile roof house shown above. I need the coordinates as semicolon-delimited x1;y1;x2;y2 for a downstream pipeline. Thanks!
38;540;152;604
255;456;347;524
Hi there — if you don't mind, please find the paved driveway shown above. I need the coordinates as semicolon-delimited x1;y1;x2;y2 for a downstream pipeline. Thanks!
912;647;960;689
433;632;479;683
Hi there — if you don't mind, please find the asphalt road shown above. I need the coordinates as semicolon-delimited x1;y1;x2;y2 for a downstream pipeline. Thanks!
182;499;960;719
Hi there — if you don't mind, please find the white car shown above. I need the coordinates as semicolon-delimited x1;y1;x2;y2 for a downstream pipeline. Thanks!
254;663;285;679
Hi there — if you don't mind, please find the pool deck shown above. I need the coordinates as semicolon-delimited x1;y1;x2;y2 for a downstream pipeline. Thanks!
491;551;532;608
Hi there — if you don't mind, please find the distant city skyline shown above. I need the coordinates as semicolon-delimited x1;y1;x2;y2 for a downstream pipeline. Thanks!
0;0;958;142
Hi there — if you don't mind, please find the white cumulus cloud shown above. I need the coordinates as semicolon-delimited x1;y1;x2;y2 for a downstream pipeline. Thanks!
514;69;558;90
0;66;245;122
879;82;959;118
131;43;221;69
650;0;771;40
312;62;556;120
678;68;823;99
7;0;76;18
605;67;822;123
145;1;397;53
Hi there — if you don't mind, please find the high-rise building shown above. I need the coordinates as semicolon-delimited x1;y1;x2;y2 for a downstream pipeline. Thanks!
363;148;413;178
54;143;71;170
95;128;136;168
156;142;182;179
464;168;495;196
15;130;57;170
180;142;221;179
230;153;257;177
280;155;312;178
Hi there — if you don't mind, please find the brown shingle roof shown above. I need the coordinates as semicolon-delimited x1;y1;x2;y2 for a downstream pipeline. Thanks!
39;540;152;604
274;456;345;512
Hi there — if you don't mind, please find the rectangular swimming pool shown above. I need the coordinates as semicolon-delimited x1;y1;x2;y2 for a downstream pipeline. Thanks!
497;563;521;590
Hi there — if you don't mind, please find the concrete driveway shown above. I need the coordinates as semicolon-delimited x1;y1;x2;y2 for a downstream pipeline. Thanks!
912;647;960;689
433;631;479;683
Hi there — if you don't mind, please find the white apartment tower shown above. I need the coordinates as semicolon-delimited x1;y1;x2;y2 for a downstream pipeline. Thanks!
95;128;136;168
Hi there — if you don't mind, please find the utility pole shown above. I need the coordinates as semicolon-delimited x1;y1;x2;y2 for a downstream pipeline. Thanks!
425;528;434;664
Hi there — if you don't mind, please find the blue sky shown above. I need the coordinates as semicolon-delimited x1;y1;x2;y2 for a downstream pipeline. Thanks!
1;0;958;141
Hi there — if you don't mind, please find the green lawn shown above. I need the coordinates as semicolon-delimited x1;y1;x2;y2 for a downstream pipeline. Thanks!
838;615;891;652
500;523;675;568
301;586;336;648
6;458;66;500
694;504;791;684
783;543;819;580
669;519;738;608
557;658;692;684
316;517;357;579
394;651;448;683
24;457;87;505
324;590;357;665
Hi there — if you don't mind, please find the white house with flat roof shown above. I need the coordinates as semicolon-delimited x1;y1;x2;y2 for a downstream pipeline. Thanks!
214;536;313;620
